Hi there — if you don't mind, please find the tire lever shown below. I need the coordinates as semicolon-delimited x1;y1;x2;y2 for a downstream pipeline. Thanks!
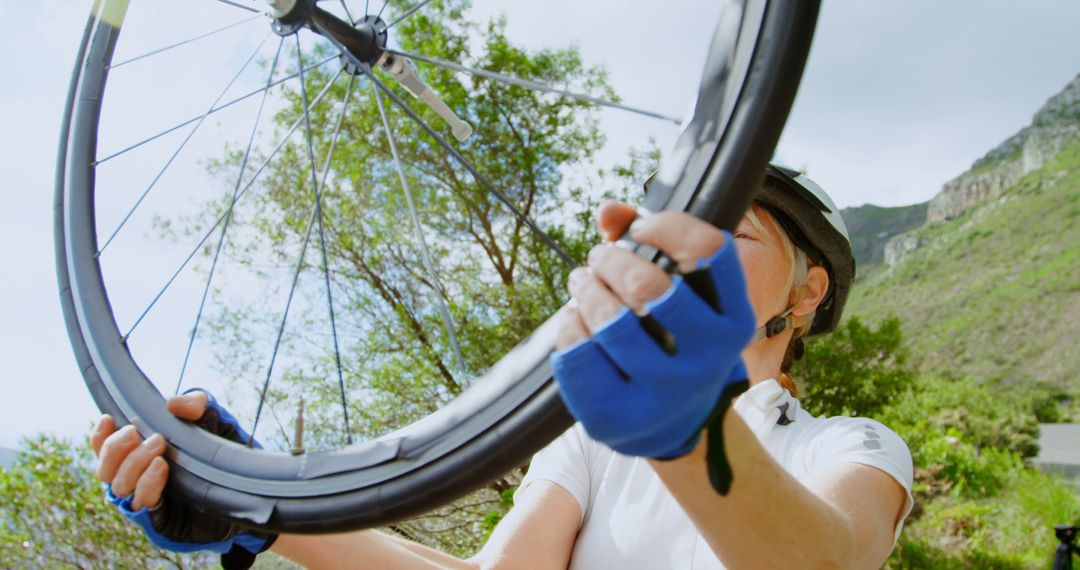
615;210;678;356
613;210;728;354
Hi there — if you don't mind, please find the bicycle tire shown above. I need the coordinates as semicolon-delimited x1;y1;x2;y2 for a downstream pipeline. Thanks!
56;0;819;533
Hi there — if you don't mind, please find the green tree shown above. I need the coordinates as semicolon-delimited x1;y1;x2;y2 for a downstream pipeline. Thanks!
0;435;211;569
795;316;914;417
197;0;630;439
178;0;656;555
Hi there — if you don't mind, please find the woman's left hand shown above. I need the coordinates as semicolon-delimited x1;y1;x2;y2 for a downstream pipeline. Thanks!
552;202;756;459
556;202;727;346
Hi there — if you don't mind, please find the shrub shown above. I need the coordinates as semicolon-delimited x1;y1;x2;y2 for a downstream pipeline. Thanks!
0;434;210;569
878;375;1040;460
795;316;914;417
889;469;1080;569
912;430;1022;498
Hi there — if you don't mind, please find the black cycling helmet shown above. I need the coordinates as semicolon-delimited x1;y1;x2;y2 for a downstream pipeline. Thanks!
755;163;855;335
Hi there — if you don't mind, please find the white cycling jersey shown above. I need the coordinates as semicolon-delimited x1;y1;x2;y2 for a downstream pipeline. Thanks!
517;378;914;570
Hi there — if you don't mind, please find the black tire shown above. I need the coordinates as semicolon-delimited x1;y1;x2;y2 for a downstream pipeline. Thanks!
56;0;819;533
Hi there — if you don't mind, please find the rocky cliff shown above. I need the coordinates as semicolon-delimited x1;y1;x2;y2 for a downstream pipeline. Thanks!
878;73;1080;267
927;73;1080;224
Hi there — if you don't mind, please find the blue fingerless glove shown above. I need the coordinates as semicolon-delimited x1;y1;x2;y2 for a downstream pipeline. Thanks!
105;390;276;569
553;233;755;493
106;486;272;555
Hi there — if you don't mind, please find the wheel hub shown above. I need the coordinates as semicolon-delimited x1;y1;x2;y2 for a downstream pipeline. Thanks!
268;0;387;73
338;16;388;76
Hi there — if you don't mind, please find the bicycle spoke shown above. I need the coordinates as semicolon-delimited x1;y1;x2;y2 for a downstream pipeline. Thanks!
122;70;344;340
97;33;272;257
364;0;371;20
108;15;261;69
388;49;683;125
337;0;355;24
95;54;339;166
386;0;433;29
248;171;325;445
216;0;262;14
296;35;355;445
365;70;578;268
249;65;347;444
267;397;295;449
377;0;390;20
371;79;468;379
174;38;286;395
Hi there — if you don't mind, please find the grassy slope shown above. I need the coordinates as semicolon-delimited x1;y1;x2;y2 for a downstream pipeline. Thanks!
847;140;1080;388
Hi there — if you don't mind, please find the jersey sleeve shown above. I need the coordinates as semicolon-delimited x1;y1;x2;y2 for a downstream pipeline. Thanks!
516;423;594;527
809;417;915;546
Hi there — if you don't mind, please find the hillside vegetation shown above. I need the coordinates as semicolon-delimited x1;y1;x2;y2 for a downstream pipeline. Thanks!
793;317;1079;568
846;140;1080;390
799;144;1080;564
809;78;1080;567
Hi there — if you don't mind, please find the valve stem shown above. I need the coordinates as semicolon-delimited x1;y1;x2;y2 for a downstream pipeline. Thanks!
291;398;306;455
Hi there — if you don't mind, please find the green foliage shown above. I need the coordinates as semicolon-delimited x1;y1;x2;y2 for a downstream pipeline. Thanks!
796;316;914;418
796;315;1075;567
887;470;1080;569
0;434;210;569
868;372;1078;568
912;431;1022;498
848;140;1080;390
846;143;1080;561
194;0;646;449
180;0;661;555
878;374;1041;463
876;374;1036;500
1024;383;1078;423
479;487;517;542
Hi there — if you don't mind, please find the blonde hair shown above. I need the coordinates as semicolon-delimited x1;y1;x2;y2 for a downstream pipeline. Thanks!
744;206;809;300
744;205;817;396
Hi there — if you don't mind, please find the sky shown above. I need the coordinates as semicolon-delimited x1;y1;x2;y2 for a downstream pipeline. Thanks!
2;0;1079;449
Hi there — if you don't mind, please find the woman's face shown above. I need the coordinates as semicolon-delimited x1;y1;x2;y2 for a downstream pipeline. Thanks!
733;205;795;327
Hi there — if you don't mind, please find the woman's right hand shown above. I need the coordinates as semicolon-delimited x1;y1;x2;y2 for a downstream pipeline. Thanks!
91;391;209;511
90;391;276;562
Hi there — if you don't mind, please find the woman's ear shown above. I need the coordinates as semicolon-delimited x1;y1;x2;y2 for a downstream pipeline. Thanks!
792;265;829;317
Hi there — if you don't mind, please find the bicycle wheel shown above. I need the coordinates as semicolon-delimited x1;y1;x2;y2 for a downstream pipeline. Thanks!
56;0;819;533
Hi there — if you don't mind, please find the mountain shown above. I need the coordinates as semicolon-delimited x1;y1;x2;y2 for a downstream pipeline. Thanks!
842;74;1080;273
927;72;1080;225
840;202;927;268
841;74;1080;388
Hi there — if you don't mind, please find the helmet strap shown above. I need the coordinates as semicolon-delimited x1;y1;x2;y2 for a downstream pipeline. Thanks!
750;306;812;344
